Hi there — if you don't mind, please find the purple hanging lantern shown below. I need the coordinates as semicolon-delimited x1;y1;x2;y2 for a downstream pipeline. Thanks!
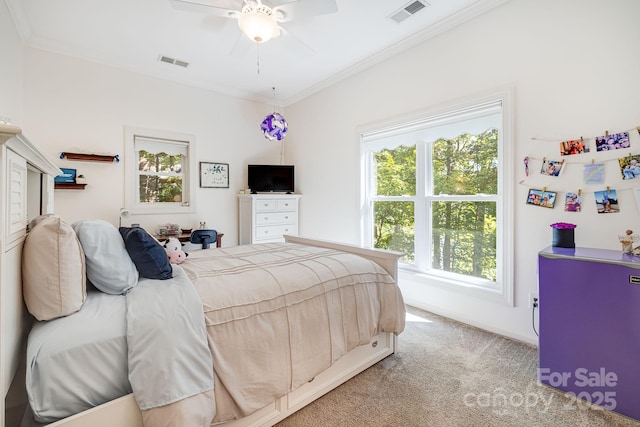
261;112;288;141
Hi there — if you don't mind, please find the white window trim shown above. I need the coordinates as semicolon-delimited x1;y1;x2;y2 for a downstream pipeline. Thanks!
358;88;514;306
124;126;196;215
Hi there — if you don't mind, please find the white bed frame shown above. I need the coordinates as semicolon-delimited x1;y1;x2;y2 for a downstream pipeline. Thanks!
0;125;403;427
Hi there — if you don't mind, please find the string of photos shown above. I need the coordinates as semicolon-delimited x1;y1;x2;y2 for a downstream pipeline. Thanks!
521;125;640;214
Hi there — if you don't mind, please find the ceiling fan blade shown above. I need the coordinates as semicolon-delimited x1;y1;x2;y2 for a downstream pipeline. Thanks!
278;26;315;56
229;33;253;58
169;0;242;18
273;0;337;22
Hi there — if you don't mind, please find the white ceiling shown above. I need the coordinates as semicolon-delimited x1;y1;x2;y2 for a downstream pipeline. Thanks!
6;0;508;106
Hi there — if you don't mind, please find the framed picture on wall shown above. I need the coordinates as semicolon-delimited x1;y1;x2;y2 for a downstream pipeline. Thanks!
200;162;229;188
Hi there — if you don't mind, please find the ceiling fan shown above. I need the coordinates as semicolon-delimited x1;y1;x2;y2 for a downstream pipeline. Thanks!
169;0;338;54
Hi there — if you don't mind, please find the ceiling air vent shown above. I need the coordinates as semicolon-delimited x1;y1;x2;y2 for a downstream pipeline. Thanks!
388;0;430;24
158;55;189;68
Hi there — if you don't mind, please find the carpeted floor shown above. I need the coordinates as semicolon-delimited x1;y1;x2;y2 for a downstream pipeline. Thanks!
275;306;640;427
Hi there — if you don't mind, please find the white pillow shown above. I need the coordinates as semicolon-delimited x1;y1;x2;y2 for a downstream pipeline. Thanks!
72;220;138;294
22;215;86;321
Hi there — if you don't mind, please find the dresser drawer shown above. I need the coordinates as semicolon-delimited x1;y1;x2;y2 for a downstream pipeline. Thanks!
256;212;296;225
255;224;298;241
255;199;277;211
276;199;296;211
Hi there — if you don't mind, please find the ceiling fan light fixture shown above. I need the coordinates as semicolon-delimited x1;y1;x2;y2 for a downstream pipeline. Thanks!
238;4;279;44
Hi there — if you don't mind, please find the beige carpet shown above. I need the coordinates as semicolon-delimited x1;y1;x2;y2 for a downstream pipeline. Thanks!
275;306;640;427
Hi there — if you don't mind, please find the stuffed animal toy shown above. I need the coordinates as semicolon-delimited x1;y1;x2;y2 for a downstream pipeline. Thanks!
163;237;189;264
168;250;188;264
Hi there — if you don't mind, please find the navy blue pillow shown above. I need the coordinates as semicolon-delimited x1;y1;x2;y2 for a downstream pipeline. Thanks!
119;227;173;280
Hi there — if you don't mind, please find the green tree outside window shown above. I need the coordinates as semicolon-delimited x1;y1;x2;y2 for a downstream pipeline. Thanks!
138;150;183;203
373;129;497;282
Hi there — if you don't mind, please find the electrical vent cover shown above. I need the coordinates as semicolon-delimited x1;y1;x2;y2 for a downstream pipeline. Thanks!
388;0;430;24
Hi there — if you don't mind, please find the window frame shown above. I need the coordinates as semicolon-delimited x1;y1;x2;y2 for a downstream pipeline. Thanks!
124;126;196;215
359;90;514;305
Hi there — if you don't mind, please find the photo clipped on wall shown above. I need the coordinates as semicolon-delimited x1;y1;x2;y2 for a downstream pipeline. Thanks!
583;162;605;185
595;132;630;152
526;188;557;208
560;139;589;156
618;155;640;180
564;192;582;212
540;159;564;176
594;189;619;214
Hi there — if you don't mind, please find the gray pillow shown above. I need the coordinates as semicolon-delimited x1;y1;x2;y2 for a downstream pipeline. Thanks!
72;220;138;294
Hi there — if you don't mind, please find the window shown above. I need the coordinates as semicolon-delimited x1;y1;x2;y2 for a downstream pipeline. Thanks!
136;138;186;203
125;127;196;214
361;93;513;303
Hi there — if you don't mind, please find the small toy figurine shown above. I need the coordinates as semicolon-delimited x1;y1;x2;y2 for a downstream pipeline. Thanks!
618;229;639;253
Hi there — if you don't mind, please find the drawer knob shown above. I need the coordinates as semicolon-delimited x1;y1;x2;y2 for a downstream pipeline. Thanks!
284;216;288;219
372;340;378;348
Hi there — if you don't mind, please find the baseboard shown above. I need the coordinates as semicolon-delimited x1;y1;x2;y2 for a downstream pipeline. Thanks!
404;298;539;346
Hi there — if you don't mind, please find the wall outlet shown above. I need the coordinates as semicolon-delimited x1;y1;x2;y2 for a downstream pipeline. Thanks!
528;292;539;309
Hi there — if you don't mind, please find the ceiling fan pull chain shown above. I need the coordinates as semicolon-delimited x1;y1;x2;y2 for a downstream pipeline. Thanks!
256;42;260;75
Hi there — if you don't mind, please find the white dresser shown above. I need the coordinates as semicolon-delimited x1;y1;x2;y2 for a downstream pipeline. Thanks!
238;194;301;244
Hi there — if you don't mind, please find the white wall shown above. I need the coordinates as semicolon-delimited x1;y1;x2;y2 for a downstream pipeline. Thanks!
21;48;281;245
9;0;640;343
0;1;23;125
285;0;640;343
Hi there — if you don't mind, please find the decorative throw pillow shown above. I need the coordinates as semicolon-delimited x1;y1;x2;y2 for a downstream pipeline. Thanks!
119;227;173;280
72;220;138;294
22;215;86;321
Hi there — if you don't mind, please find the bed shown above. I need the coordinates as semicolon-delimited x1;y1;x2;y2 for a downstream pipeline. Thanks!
17;216;405;427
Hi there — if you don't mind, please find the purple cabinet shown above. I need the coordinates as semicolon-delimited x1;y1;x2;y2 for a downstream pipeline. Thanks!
538;246;640;420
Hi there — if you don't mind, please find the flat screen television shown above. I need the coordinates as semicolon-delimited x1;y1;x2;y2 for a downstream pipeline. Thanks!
248;164;295;193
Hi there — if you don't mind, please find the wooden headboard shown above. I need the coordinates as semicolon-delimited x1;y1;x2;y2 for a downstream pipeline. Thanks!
0;125;60;426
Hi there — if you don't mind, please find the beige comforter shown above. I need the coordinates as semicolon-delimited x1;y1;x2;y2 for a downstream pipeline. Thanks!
177;242;406;424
